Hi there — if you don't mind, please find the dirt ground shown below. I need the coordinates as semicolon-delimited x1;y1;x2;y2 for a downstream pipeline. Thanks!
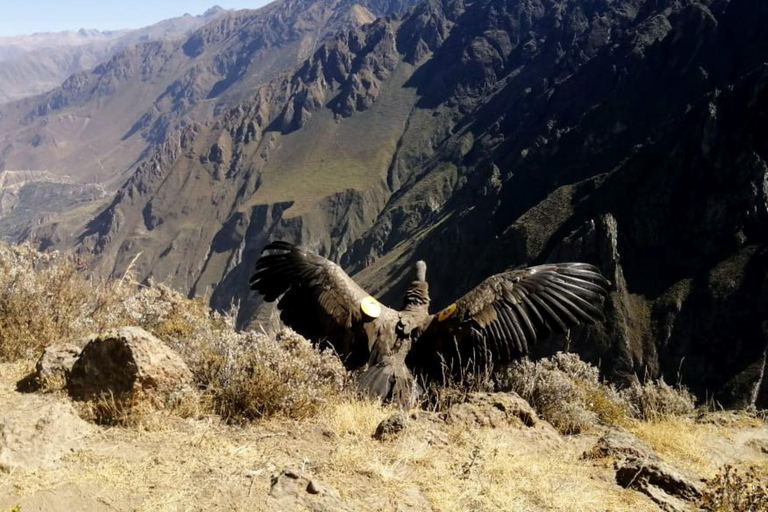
1;362;766;512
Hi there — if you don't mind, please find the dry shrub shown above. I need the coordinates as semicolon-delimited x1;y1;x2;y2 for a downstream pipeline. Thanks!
75;390;157;427
496;352;627;434
74;387;213;428
497;352;698;433
0;241;347;423
700;464;768;512
182;325;348;423
0;243;99;360
619;378;696;421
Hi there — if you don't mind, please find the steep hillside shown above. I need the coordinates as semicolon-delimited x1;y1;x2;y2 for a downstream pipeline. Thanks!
0;0;418;240
17;0;768;408
0;8;226;105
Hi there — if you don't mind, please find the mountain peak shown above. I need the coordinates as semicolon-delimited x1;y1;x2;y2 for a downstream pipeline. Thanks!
203;6;226;17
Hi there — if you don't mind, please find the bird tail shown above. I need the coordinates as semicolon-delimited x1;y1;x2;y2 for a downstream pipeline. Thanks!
357;359;421;408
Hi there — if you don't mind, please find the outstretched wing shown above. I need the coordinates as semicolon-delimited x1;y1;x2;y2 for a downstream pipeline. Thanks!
250;241;394;368
407;263;610;379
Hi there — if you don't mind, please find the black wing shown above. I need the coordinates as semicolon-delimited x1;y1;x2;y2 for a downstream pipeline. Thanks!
407;263;610;379
250;241;395;369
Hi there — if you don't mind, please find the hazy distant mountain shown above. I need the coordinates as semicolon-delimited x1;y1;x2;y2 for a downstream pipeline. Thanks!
0;6;227;104
1;0;767;408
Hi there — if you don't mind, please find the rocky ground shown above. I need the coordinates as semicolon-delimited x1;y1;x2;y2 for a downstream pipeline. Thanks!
1;356;767;512
0;244;766;511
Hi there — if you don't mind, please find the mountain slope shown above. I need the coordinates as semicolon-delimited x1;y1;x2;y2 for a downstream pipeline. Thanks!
16;0;768;407
0;0;419;239
0;7;226;105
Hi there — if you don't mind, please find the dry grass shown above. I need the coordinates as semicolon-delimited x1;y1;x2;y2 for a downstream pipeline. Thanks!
0;378;660;512
314;399;657;512
0;241;347;425
626;413;767;479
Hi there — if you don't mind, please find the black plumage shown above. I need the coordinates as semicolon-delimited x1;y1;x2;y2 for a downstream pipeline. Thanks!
250;241;611;407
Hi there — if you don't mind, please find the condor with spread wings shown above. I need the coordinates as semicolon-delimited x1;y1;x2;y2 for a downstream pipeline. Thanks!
250;241;610;407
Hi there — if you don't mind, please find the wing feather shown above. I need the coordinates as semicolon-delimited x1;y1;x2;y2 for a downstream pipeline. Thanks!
408;263;610;379
250;241;394;368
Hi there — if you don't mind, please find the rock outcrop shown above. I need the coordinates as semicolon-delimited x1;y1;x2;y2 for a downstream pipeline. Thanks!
586;431;704;512
0;396;94;472
66;327;193;401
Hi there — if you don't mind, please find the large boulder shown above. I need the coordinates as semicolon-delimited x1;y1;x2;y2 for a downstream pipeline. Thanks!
0;396;94;472
67;327;193;400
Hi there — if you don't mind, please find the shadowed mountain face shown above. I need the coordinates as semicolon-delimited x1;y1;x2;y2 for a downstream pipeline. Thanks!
6;0;768;407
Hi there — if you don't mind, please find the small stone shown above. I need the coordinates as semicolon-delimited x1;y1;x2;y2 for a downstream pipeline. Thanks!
306;480;322;494
374;413;407;441
268;469;351;511
20;344;81;392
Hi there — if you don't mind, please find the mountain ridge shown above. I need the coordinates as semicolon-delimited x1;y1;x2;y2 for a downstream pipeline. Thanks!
0;6;228;105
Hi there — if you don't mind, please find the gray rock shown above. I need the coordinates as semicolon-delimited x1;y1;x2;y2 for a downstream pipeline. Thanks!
24;344;81;392
584;431;657;461
67;326;193;400
586;431;703;512
616;458;703;512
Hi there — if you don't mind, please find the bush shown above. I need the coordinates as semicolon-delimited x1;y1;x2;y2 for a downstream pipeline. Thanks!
700;464;768;512
497;352;696;434
0;244;99;361
0;241;347;423
619;378;696;421
496;352;628;434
